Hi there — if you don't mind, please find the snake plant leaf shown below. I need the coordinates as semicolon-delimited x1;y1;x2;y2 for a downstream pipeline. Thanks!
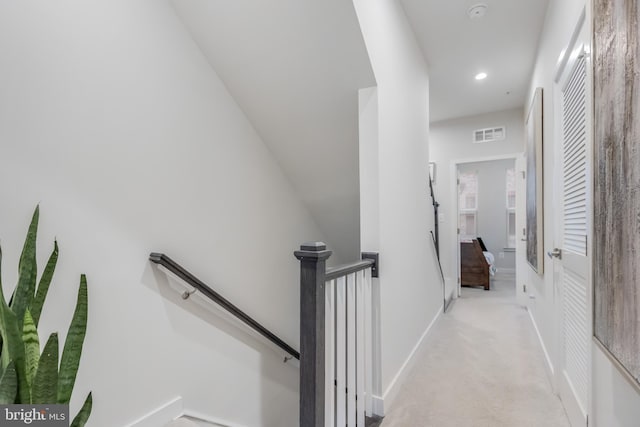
0;361;17;404
0;244;3;301
70;392;92;427
11;206;39;331
0;249;29;402
57;275;87;404
0;293;28;402
23;309;40;391
32;240;58;327
0;245;4;354
32;332;58;404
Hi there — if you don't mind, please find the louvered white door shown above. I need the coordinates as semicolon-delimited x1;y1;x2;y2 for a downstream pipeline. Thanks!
556;42;590;427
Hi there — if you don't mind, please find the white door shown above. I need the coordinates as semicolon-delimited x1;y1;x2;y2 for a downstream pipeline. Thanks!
552;12;591;426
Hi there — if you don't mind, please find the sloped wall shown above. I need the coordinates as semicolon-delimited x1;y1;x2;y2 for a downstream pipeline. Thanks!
171;0;376;263
0;1;328;425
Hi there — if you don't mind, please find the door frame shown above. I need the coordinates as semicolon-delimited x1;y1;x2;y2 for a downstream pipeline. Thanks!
514;154;527;308
449;153;521;298
551;5;593;425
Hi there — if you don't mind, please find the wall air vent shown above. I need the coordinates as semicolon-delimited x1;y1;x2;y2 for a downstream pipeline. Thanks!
473;126;506;143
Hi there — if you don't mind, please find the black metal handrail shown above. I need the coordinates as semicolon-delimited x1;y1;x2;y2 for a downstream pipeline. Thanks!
149;253;300;360
429;176;440;258
430;231;445;285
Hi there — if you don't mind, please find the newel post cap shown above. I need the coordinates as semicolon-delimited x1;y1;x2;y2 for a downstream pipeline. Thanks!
294;241;332;261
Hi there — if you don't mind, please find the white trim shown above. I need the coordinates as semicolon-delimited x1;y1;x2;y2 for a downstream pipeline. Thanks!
182;410;246;427
559;370;588;425
125;397;183;427
514;154;528;308
378;306;443;415
554;8;587;83
527;308;555;380
450;153;521;297
371;394;385;416
451;152;521;166
125;397;243;427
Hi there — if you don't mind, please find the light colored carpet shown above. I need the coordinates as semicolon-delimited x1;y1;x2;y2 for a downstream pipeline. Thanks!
379;273;570;427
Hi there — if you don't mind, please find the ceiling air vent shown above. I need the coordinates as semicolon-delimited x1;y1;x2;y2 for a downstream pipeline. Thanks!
473;126;506;143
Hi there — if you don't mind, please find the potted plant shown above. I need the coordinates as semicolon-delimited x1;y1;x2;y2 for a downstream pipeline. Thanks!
0;206;92;426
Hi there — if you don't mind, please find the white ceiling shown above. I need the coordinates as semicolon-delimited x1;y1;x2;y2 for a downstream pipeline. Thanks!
400;0;549;122
171;0;375;261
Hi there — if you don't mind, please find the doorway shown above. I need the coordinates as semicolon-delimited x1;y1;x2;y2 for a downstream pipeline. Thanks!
454;156;518;297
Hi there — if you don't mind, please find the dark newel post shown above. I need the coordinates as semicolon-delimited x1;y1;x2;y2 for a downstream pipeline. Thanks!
294;242;332;427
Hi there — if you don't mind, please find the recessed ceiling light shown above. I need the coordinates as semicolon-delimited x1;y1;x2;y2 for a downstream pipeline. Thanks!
467;3;488;19
475;72;488;80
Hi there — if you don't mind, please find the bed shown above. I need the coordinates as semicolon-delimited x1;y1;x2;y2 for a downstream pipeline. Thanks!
460;238;496;290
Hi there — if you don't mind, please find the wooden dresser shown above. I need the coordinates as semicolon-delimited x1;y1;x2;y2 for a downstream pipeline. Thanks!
460;239;490;290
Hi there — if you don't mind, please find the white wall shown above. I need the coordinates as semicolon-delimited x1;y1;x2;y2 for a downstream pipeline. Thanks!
458;159;516;270
526;0;640;425
358;87;380;254
592;346;640;427
171;0;376;263
0;1;329;425
353;0;442;411
524;0;584;390
430;108;524;290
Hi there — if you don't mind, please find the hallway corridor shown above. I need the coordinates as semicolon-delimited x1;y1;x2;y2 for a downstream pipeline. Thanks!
380;273;570;427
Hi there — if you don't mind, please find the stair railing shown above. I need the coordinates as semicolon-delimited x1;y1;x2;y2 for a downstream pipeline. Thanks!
150;245;380;427
429;176;440;258
294;242;379;427
149;253;300;360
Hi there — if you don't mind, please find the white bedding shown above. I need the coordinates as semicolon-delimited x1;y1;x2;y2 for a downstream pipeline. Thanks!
483;251;497;276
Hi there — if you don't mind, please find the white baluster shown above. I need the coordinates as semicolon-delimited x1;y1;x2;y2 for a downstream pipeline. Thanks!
364;267;373;416
325;279;336;427
335;276;347;426
356;269;366;426
346;273;357;426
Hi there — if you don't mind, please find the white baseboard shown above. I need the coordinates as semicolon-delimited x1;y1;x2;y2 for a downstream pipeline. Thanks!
444;277;457;299
379;306;443;415
125;397;242;427
182;410;245;427
125;397;183;427
371;394;384;416
527;307;555;379
125;307;443;424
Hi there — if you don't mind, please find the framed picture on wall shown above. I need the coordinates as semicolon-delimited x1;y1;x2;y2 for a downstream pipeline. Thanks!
593;0;640;389
525;87;544;274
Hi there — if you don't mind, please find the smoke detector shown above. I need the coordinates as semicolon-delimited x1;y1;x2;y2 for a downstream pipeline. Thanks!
467;3;488;19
